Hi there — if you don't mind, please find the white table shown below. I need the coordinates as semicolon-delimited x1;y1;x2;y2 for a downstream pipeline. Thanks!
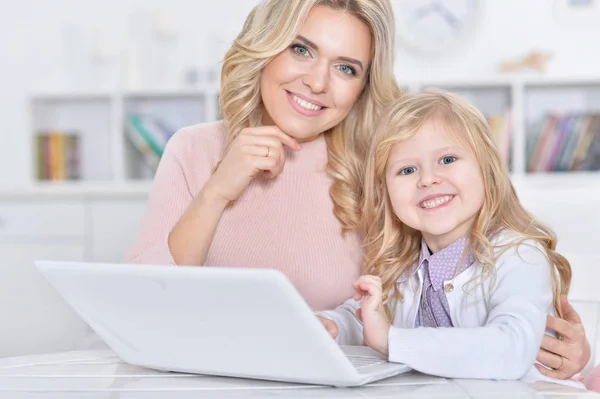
0;350;598;398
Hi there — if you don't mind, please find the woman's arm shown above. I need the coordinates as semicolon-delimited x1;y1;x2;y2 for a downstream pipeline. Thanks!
124;127;230;266
167;181;230;265
168;126;300;265
536;295;592;379
123;129;202;265
124;125;300;266
386;242;553;380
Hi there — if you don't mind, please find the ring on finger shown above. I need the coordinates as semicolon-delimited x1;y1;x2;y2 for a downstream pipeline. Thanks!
265;146;270;157
556;356;564;370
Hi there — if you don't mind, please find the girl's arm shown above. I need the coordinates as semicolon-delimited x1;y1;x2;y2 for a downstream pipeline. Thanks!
316;298;364;346
387;241;553;380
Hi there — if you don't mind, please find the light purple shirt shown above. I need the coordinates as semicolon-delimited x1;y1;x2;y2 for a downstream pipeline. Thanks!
400;236;475;328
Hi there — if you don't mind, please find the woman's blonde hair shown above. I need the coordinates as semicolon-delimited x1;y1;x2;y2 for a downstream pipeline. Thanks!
220;0;401;232
362;90;571;318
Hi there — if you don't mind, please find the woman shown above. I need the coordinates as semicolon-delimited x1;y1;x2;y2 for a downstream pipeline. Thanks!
124;0;591;380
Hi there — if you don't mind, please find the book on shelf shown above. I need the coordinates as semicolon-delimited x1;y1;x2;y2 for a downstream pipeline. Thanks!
487;111;512;168
35;132;81;181
124;113;177;173
527;113;600;172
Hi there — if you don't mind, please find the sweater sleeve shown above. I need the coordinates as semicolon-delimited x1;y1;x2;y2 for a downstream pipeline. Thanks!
585;365;600;393
387;240;553;380
316;298;364;346
123;124;219;265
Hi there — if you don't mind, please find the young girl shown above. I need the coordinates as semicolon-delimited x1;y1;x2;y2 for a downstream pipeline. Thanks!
317;90;577;384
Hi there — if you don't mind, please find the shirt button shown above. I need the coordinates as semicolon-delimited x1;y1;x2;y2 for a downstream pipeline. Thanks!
444;283;454;293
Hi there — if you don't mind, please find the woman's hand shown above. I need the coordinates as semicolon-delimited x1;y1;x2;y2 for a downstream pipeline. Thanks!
352;275;390;356
317;316;339;339
207;126;302;203
535;295;591;379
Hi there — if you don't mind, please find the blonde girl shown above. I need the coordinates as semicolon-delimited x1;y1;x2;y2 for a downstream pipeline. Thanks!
318;90;577;383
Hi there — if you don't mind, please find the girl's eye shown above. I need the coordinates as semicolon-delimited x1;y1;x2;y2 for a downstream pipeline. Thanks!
337;64;356;76
440;156;456;165
291;44;310;57
399;166;416;175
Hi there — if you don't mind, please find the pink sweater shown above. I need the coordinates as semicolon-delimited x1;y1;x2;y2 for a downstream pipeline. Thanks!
585;365;600;392
124;121;363;311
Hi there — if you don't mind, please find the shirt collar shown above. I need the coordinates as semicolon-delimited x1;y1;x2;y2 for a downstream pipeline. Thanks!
398;235;476;289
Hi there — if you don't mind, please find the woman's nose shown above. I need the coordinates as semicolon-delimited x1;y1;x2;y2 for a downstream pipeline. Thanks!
301;63;329;94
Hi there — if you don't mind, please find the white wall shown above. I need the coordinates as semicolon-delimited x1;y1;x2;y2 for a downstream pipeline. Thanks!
395;0;600;80
2;0;600;185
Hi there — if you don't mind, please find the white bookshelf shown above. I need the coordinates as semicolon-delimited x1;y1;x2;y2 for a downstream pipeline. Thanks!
28;84;220;185
405;76;600;181
25;77;600;194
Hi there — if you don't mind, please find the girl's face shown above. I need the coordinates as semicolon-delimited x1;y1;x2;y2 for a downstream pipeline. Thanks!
260;5;372;142
385;119;485;252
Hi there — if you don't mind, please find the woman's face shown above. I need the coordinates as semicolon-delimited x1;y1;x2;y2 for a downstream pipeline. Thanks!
260;5;372;142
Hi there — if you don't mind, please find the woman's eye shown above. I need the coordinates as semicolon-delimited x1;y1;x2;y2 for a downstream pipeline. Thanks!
440;156;456;165
337;64;356;76
291;44;310;57
399;166;416;175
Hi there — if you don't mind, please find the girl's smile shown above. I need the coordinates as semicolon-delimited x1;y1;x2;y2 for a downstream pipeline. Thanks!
418;194;455;210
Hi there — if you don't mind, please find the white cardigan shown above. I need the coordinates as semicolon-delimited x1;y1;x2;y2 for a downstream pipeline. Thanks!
319;233;579;385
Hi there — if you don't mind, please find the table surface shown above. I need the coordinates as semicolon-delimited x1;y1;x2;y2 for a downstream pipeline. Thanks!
0;349;598;399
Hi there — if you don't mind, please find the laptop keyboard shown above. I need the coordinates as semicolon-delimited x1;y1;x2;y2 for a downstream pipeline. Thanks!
346;354;386;369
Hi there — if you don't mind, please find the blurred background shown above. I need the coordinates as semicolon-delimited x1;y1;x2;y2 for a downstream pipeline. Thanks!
0;0;599;370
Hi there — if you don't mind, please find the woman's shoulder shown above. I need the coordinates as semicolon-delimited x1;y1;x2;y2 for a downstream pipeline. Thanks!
157;121;227;188
164;120;226;165
167;120;227;153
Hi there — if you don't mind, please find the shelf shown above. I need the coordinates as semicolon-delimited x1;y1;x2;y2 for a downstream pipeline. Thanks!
405;76;600;89
123;86;220;99
24;77;600;189
29;91;113;102
29;84;220;101
0;181;154;199
510;171;600;189
522;76;600;88
415;80;513;90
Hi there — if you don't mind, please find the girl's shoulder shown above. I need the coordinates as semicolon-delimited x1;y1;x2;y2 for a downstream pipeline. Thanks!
489;229;548;267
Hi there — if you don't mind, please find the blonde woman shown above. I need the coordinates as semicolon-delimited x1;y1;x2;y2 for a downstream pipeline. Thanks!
124;0;590;380
317;90;584;384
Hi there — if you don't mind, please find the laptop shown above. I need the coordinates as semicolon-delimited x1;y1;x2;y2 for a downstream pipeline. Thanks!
35;260;410;387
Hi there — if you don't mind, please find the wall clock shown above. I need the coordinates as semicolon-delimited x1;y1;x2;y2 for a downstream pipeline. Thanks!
392;0;482;57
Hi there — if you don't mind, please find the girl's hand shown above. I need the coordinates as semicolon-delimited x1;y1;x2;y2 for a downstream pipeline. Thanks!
207;126;302;203
352;275;390;356
317;316;339;339
535;295;591;379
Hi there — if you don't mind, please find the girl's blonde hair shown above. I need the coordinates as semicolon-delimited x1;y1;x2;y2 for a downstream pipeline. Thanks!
220;0;401;232
362;90;571;317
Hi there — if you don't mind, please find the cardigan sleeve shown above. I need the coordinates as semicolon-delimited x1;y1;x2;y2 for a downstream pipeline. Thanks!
387;240;554;380
316;298;364;346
